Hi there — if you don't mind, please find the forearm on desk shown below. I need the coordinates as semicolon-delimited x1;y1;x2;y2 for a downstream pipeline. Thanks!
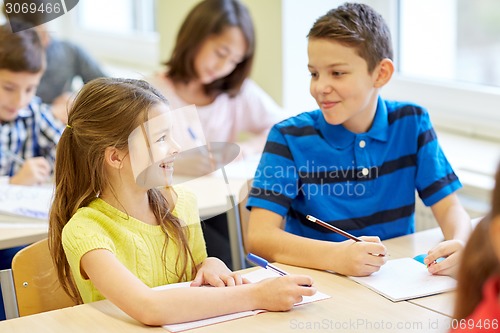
431;195;472;243
246;209;339;272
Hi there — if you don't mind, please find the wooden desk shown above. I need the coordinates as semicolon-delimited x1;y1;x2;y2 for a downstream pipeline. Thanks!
0;261;452;333
0;226;47;250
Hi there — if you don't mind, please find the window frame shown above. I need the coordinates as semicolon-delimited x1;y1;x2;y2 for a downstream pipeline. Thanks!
55;0;159;70
382;0;500;141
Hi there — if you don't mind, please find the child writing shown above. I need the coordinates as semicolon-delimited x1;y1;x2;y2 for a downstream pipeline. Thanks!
451;169;500;332
0;24;63;185
246;2;471;277
0;23;64;321
48;77;315;326
148;0;284;168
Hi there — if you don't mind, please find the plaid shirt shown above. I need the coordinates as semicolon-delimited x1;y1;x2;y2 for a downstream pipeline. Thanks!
0;97;64;177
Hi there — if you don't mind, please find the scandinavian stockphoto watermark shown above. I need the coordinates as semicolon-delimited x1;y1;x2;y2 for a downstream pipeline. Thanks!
252;161;379;200
3;0;79;32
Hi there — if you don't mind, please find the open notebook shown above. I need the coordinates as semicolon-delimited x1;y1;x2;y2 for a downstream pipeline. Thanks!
0;185;53;225
160;268;330;332
348;257;456;302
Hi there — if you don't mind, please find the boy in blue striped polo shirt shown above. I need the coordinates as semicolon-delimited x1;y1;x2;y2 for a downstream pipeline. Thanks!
246;3;471;277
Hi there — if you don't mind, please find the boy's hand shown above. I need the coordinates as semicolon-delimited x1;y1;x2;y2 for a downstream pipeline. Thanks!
10;157;51;185
191;257;249;287
333;236;388;276
425;239;464;277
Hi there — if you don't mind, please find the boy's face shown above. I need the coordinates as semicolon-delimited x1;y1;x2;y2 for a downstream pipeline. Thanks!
0;69;43;122
308;39;381;133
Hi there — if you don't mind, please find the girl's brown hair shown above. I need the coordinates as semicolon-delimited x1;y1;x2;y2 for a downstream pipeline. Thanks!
0;23;44;72
454;163;500;319
48;78;196;303
165;0;255;97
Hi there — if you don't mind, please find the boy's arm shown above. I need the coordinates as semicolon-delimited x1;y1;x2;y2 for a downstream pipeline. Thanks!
426;193;472;275
246;208;387;276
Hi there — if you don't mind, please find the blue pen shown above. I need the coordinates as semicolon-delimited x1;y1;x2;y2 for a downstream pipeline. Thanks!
246;253;289;276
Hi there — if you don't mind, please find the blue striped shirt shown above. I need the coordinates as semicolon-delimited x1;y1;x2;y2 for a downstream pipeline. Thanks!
0;97;64;177
247;97;462;241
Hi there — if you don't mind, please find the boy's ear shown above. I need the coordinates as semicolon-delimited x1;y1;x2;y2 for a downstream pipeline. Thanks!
104;147;125;169
373;58;394;88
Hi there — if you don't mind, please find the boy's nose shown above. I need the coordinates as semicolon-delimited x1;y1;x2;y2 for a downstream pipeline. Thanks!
13;91;30;110
318;81;333;95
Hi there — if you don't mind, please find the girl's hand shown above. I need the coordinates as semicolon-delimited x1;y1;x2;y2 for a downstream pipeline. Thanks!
254;275;316;311
190;257;249;287
425;239;464;277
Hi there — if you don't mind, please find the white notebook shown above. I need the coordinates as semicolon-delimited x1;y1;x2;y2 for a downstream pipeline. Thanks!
348;257;456;302
161;268;331;332
0;184;53;223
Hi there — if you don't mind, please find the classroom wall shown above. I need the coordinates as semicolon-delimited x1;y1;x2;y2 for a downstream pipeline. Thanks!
156;0;283;105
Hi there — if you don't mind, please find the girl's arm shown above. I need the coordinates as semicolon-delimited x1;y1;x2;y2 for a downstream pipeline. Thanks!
81;249;316;326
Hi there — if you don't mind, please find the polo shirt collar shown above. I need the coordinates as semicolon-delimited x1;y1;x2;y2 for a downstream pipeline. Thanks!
317;96;389;149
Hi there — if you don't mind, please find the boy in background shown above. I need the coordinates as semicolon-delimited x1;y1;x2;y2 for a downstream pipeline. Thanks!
246;3;471;277
0;23;64;320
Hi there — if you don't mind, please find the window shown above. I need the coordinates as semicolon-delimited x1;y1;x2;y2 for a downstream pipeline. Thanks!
398;0;500;88
381;0;500;140
56;0;159;71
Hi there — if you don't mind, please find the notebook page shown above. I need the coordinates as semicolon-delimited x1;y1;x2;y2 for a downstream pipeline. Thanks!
348;258;456;302
0;185;54;222
162;268;330;332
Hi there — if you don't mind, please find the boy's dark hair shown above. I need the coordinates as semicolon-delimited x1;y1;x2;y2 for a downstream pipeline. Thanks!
307;2;393;73
165;0;255;97
0;24;45;72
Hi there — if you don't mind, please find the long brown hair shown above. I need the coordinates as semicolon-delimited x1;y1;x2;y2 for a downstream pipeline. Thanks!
454;164;500;319
165;0;255;97
48;78;197;303
307;2;393;74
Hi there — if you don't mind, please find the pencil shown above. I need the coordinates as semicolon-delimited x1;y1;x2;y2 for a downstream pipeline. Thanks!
306;215;363;242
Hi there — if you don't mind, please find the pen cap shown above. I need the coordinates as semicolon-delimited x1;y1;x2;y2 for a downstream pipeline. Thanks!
246;253;269;268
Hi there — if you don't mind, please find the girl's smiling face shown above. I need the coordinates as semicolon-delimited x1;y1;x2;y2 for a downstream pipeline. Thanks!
128;103;180;189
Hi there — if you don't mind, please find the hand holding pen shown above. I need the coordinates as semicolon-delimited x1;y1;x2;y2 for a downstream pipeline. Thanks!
306;215;387;276
5;151;51;186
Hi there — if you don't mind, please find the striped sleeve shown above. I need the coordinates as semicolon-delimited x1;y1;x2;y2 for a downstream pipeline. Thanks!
414;110;462;206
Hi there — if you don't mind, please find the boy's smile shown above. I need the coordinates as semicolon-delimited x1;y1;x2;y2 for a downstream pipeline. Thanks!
307;39;382;134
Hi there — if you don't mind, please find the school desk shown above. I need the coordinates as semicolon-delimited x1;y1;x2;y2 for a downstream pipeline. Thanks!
0;226;47;250
0;228;457;333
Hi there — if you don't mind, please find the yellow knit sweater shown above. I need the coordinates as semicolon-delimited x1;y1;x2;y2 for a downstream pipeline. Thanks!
62;186;207;303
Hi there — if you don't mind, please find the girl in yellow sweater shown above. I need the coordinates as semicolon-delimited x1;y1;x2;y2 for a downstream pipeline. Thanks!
48;77;315;326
